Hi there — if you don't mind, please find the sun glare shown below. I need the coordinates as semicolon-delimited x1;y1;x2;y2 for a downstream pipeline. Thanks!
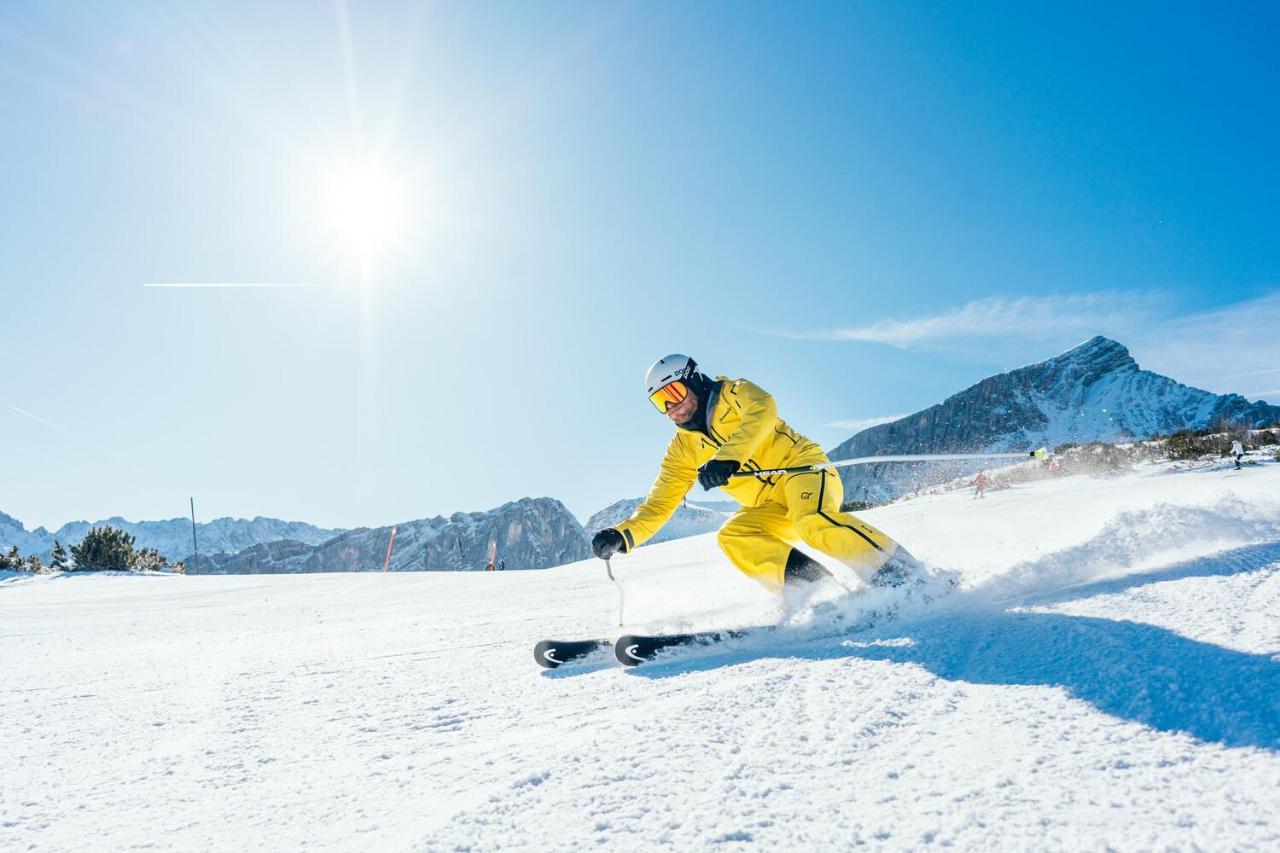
318;158;410;264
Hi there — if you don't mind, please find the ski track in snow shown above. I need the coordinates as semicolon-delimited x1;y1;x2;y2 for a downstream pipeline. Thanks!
3;460;1280;850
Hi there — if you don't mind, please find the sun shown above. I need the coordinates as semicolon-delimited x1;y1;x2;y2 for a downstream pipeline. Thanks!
318;157;410;265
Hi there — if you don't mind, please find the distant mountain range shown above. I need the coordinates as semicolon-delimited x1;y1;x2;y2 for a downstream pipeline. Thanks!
3;497;599;575
187;497;588;574
829;336;1280;502
0;512;340;564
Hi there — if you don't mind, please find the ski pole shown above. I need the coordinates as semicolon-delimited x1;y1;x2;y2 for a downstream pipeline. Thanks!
603;557;625;627
728;451;1031;480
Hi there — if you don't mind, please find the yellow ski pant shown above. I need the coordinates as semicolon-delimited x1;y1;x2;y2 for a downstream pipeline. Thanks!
717;468;898;593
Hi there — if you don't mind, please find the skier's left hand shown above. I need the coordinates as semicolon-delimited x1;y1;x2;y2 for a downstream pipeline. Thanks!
591;528;625;560
697;459;740;490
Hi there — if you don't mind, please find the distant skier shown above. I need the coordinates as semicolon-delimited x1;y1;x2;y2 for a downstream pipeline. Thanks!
590;354;909;593
1231;439;1245;470
972;472;989;499
484;560;495;572
498;559;506;571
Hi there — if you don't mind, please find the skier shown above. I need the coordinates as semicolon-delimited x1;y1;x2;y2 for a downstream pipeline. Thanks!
498;559;506;571
972;472;989;499
1231;439;1245;470
590;355;909;593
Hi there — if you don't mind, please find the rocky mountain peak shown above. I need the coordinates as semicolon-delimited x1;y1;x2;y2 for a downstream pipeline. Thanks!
829;336;1280;504
1044;336;1135;378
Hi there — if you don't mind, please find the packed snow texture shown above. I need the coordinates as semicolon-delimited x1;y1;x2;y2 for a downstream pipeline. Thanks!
3;457;1279;850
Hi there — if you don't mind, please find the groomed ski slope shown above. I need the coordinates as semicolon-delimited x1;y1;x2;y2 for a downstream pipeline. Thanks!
3;458;1280;850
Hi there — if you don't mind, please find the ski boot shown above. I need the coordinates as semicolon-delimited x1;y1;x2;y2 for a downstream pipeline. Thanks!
869;548;923;588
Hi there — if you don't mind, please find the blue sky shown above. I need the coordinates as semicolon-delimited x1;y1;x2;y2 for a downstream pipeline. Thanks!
2;2;1278;531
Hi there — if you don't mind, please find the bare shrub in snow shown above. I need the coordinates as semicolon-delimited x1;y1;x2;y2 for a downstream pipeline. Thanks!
134;547;171;573
1166;429;1224;460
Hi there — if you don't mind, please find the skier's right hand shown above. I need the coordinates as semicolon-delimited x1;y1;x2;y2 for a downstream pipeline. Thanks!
591;528;625;560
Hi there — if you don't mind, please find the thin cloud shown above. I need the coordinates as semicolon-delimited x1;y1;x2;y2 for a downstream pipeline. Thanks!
759;293;1161;348
779;289;1280;427
1131;292;1280;398
754;288;1280;399
9;405;73;436
824;414;908;433
0;437;47;459
1221;366;1280;379
142;282;318;288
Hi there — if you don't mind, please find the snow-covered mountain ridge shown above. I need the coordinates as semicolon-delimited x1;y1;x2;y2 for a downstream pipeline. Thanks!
187;496;588;573
2;498;593;573
0;512;341;564
830;335;1280;502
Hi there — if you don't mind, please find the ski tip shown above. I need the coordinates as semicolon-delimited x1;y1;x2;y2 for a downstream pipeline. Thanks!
533;640;564;669
614;635;646;667
534;638;610;670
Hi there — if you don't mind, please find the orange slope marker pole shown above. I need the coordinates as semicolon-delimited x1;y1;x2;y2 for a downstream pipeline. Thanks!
382;525;397;572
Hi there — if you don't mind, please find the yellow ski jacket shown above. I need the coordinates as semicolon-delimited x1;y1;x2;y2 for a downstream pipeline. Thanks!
615;376;827;552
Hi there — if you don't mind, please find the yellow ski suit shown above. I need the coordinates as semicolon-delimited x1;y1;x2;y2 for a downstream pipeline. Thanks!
615;376;899;592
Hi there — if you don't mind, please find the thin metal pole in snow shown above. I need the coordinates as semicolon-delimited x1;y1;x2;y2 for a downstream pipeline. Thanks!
189;498;198;560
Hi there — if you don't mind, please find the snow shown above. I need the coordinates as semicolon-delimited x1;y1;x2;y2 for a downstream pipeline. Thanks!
3;458;1279;850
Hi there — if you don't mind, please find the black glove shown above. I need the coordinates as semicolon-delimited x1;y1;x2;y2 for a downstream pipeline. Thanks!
591;528;625;560
697;459;740;490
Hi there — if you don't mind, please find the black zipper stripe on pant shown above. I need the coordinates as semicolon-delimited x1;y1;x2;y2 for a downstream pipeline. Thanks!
816;469;884;552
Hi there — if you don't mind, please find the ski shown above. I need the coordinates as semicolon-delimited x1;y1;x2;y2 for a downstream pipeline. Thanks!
614;629;751;666
545;567;955;670
533;638;612;669
613;585;946;667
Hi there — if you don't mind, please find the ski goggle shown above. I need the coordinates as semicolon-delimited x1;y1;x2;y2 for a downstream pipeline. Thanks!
649;380;689;413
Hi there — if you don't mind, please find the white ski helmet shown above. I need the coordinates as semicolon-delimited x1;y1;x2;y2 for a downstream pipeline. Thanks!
645;354;698;397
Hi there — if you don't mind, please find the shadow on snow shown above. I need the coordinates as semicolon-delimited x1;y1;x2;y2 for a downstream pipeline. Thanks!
626;541;1280;752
